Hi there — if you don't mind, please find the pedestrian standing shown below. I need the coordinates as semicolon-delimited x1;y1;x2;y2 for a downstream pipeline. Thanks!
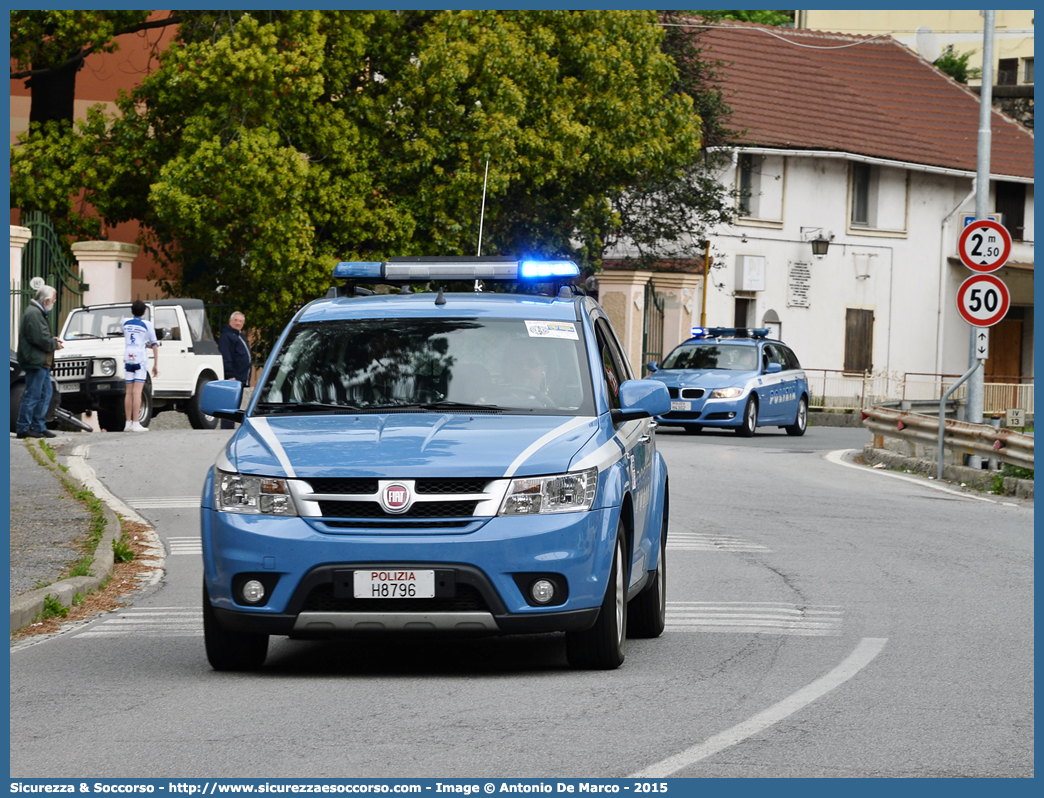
15;285;63;439
218;311;252;429
123;299;159;432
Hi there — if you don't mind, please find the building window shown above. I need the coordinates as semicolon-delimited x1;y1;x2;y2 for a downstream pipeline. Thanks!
736;153;784;221
1023;57;1034;84
849;162;908;233
997;58;1019;86
844;309;874;373
851;163;871;226
995;181;1026;241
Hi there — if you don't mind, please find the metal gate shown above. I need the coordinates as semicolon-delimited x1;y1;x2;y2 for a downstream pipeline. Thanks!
641;279;665;376
16;211;85;336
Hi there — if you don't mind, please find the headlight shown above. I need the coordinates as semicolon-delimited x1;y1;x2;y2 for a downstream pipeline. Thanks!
98;359;116;377
215;470;298;516
499;467;598;516
711;387;744;399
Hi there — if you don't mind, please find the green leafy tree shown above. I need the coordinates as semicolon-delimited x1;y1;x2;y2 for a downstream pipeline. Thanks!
693;10;794;28
12;10;704;335
934;47;981;84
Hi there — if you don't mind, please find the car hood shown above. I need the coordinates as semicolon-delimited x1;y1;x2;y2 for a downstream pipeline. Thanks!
55;340;125;358
226;413;600;480
649;370;751;389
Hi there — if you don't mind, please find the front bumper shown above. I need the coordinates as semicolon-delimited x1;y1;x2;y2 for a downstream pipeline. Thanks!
202;504;619;637
655;392;748;429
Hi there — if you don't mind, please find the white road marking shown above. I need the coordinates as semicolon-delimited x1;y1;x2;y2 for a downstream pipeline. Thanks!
128;496;201;509
667;532;769;552
74;608;203;638
666;602;842;636
825;449;1014;505
630;637;888;777
167;537;202;555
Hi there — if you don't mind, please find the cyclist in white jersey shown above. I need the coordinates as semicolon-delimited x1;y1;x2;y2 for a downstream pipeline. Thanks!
122;299;159;432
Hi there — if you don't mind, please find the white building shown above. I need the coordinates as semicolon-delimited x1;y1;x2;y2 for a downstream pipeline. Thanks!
604;22;1033;398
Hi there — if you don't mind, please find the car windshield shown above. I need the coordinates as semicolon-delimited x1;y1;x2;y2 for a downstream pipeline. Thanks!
662;343;758;371
62;306;144;339
257;317;595;415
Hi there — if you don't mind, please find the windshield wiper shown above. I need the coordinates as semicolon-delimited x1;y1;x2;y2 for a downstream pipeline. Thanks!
369;401;506;413
255;401;363;415
67;333;102;339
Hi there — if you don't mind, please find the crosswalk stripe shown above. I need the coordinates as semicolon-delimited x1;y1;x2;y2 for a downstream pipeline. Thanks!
75;608;203;638
667;533;770;552
665;602;842;636
127;497;201;509
168;536;202;555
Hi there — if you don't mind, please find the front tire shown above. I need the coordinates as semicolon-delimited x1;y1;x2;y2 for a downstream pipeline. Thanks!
187;375;219;429
785;397;808;437
736;396;757;437
203;582;268;671
567;523;627;670
10;381;25;433
628;510;667;639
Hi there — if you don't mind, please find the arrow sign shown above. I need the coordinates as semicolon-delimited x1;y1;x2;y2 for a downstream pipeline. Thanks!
956;273;1010;328
974;327;990;360
958;219;1012;273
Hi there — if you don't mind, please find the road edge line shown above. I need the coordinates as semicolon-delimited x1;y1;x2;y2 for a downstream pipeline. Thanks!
630;637;888;778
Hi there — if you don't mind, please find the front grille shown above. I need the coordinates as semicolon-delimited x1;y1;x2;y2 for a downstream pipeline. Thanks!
680;388;705;400
667;387;680;399
666;411;702;420
301;583;490;613
53;359;90;379
305;478;379;494
324;519;475;530
415;478;489;494
319;500;479;519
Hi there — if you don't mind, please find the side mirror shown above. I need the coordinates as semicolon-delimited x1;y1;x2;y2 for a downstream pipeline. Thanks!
646;361;659;373
765;362;783;374
610;380;672;423
201;380;245;423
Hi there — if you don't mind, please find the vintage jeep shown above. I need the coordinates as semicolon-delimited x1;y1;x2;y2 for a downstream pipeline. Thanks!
53;299;225;431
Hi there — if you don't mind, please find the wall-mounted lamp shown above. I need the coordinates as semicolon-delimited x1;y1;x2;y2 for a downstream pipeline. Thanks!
800;227;835;260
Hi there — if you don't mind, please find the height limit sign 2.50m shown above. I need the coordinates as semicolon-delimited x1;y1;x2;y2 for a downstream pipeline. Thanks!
958;219;1012;273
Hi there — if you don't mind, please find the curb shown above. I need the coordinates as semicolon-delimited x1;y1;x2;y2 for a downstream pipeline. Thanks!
9;444;122;633
860;444;1034;499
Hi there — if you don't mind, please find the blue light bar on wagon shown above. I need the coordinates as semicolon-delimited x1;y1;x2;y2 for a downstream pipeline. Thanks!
333;257;579;282
690;326;770;339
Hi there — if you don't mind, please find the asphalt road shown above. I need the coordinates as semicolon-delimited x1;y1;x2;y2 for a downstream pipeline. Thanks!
8;424;1033;778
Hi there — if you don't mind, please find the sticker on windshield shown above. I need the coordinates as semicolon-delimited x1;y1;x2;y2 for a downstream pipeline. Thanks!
525;320;579;340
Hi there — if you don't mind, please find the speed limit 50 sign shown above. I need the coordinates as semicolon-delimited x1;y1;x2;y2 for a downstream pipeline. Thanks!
956;273;1010;328
958;219;1011;272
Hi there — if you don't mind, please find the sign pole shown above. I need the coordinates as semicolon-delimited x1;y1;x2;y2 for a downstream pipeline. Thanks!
966;10;995;466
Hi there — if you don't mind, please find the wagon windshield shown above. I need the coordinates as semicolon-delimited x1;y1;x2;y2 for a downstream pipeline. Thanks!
257;317;595;416
62;306;142;339
662;343;758;371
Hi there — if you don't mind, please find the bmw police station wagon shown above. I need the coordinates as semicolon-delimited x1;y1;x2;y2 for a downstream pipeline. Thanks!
646;327;809;437
199;257;672;671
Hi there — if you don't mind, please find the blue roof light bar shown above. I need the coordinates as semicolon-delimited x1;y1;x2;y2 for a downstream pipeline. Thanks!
333;257;579;283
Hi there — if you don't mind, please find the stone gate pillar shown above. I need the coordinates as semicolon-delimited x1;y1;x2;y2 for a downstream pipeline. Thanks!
70;240;139;305
594;268;652;374
10;225;32;348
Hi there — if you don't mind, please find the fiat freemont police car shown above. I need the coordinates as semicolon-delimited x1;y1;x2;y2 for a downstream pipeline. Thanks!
199;257;671;671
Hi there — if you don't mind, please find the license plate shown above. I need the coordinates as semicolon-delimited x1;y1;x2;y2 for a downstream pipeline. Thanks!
57;383;80;394
354;569;435;599
671;401;689;411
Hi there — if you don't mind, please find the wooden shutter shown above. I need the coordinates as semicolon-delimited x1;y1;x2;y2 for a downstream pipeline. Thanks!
844;309;874;373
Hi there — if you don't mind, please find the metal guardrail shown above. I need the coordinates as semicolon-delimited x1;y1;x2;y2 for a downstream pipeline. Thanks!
862;406;1034;471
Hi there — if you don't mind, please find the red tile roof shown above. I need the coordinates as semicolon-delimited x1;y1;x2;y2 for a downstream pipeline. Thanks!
694;20;1033;179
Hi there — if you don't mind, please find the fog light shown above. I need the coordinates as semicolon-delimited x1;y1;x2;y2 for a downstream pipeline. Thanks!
531;579;555;604
242;579;266;604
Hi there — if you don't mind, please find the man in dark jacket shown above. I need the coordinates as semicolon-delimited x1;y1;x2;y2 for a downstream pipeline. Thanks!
16;285;63;439
218;311;252;429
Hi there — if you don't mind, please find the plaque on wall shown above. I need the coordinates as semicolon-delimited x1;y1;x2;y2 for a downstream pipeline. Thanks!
788;261;812;308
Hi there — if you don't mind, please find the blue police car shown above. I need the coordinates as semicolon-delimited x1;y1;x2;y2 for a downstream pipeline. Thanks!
199;257;671;671
646;327;809;437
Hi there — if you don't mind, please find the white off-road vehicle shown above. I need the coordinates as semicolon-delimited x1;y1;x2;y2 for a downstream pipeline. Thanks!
53;299;225;431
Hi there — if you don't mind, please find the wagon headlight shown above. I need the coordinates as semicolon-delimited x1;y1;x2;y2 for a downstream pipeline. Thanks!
98;358;117;377
499;467;598;515
215;471;298;516
711;387;744;399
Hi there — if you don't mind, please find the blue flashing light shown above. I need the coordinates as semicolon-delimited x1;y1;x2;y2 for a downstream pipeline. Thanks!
690;326;707;338
520;260;580;279
333;262;383;280
706;327;770;339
